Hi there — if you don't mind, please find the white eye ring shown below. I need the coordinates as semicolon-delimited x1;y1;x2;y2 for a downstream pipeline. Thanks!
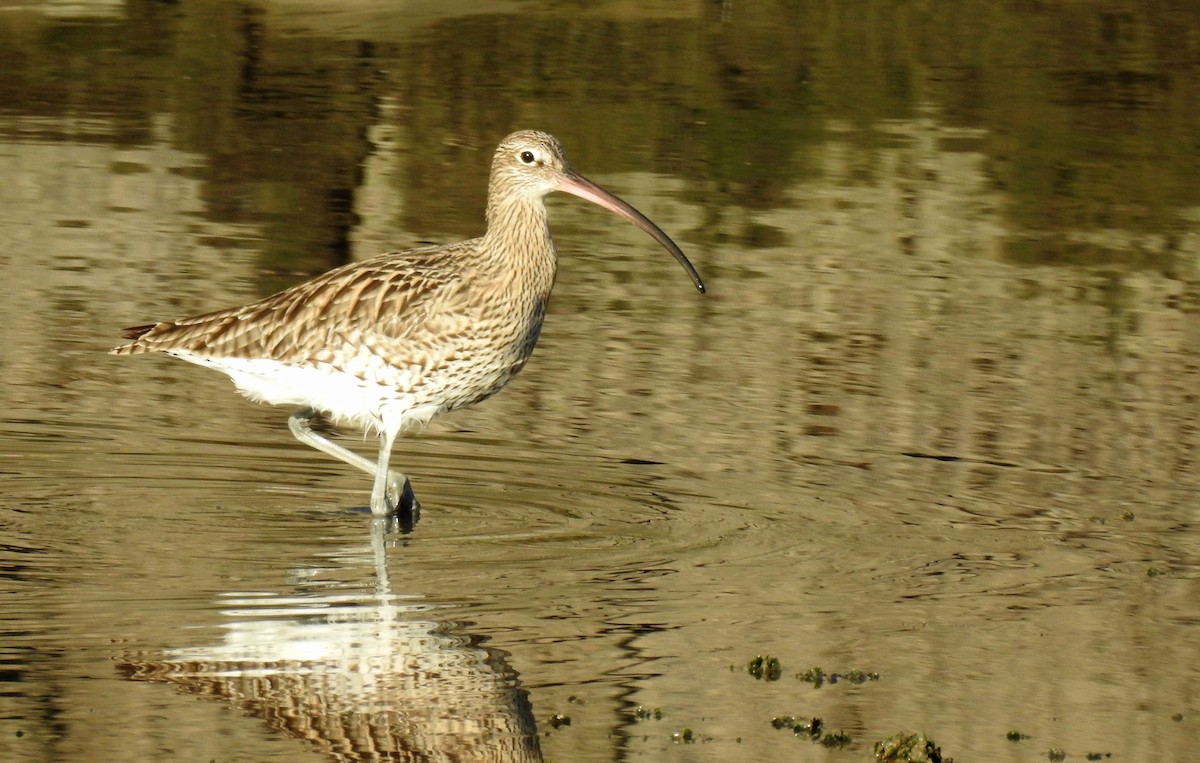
518;149;537;165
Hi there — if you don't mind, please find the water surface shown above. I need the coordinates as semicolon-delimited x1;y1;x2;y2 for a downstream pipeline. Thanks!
1;1;1198;761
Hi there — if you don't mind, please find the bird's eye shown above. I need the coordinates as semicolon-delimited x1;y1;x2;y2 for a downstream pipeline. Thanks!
519;150;536;164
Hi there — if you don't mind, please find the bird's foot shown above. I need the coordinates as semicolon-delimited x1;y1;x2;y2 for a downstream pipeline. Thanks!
371;471;420;533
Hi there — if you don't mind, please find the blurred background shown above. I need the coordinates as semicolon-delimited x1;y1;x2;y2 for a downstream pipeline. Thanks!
1;1;1198;761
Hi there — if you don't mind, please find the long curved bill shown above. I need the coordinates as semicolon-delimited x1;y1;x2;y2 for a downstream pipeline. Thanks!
557;169;706;294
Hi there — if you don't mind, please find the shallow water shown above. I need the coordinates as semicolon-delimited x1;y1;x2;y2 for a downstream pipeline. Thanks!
2;1;1199;761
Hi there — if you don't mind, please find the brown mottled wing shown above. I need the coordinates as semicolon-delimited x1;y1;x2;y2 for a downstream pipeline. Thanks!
111;242;476;363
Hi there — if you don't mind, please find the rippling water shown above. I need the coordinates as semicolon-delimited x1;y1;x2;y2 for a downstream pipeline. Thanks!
2;1;1199;761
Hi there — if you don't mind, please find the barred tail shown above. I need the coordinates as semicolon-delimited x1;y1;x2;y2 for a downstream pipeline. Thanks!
110;323;166;355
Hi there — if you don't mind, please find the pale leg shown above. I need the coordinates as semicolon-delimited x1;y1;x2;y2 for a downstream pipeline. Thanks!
369;424;402;516
287;407;414;515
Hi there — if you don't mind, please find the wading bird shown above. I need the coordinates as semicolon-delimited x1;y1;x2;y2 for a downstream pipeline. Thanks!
112;130;705;516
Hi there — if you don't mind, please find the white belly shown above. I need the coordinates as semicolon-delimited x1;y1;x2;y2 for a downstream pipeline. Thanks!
166;351;442;434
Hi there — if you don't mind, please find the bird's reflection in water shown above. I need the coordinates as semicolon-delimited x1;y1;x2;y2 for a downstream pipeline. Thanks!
118;520;542;762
